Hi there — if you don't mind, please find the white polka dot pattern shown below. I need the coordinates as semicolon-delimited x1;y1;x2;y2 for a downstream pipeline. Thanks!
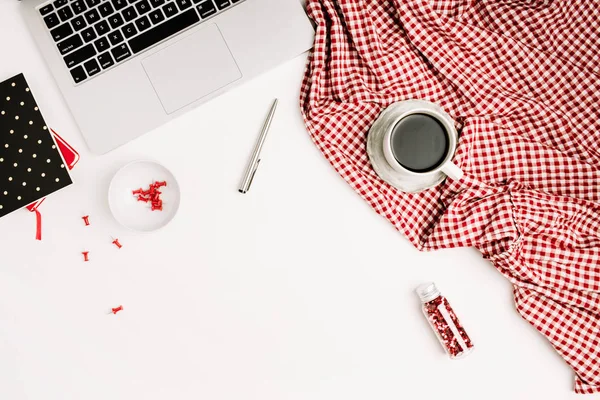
0;73;72;218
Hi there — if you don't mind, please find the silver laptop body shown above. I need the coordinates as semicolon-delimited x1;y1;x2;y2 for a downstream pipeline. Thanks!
21;0;314;153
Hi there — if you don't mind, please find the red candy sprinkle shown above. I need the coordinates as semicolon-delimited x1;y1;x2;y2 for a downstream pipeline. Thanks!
82;251;90;262
112;238;123;249
82;215;90;226
111;305;123;314
132;181;167;211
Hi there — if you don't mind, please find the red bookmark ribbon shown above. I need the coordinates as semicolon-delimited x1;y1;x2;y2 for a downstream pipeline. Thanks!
33;208;42;241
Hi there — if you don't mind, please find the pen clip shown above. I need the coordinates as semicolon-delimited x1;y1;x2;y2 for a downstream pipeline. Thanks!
248;159;261;189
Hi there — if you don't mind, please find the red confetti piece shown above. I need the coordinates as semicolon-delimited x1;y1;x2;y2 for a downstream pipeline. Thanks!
82;215;90;226
132;181;167;211
111;305;123;314
82;251;90;262
112;238;123;249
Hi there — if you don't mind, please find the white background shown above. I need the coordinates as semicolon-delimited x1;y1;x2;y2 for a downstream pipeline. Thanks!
0;2;597;399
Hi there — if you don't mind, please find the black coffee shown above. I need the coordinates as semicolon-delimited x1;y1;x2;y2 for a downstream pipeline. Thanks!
390;113;449;172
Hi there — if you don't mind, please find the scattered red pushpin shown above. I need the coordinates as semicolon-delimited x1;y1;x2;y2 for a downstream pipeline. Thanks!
112;238;123;249
82;215;90;226
111;305;123;314
82;251;90;262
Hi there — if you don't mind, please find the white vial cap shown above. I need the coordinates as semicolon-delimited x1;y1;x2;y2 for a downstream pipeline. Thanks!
416;282;441;303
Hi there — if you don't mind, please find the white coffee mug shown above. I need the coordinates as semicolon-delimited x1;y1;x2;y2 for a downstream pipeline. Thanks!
381;100;463;182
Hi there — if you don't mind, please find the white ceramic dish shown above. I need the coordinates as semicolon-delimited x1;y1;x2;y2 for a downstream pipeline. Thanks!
108;160;180;232
367;100;461;193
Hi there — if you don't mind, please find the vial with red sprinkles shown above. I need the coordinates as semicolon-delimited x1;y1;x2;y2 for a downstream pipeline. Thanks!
416;283;473;359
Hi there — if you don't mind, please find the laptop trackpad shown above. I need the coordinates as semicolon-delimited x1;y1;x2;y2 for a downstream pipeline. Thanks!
142;24;242;114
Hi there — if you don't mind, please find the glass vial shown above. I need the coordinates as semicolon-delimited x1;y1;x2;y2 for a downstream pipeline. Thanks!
416;282;474;359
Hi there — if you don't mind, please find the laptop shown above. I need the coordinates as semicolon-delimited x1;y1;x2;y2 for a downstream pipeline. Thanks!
20;0;315;154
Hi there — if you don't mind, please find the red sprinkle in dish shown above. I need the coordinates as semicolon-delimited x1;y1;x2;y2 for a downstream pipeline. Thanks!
132;181;167;211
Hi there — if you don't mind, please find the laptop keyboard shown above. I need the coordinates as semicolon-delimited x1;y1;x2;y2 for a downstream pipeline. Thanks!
39;0;244;84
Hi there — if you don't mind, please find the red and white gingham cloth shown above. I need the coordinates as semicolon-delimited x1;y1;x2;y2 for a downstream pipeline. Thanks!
300;0;600;393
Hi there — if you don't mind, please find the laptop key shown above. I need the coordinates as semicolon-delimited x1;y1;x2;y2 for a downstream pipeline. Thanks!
57;6;74;21
95;20;110;35
70;65;87;84
40;4;54;16
44;13;61;29
128;9;199;54
84;9;101;24
99;2;115;17
196;1;216;18
64;43;96;68
54;0;69;8
111;0;128;11
148;9;164;24
214;0;230;10
135;15;151;31
50;22;74;42
94;36;111;52
111;43;132;62
175;0;191;10
122;6;138;21
84;59;101;76
85;0;102;7
162;2;178;17
150;0;166;7
108;13;125;29
109;30;125;45
98;52;115;69
135;0;152;14
82;27;97;42
71;1;87;14
57;34;84;54
71;16;87;31
122;23;138;38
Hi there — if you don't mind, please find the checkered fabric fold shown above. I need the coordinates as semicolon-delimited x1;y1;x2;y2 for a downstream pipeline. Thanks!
300;0;600;393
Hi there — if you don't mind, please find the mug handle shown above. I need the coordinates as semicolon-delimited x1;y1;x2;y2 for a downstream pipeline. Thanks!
441;161;464;181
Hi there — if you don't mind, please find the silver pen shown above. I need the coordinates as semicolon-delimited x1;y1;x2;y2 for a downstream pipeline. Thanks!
238;99;279;194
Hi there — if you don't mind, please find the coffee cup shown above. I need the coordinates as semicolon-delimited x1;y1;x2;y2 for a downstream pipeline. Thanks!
380;100;463;182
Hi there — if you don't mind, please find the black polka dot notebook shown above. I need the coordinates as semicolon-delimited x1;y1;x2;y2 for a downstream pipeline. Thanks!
0;73;73;219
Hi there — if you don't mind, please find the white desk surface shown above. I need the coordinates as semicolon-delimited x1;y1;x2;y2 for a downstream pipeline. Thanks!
0;3;596;400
